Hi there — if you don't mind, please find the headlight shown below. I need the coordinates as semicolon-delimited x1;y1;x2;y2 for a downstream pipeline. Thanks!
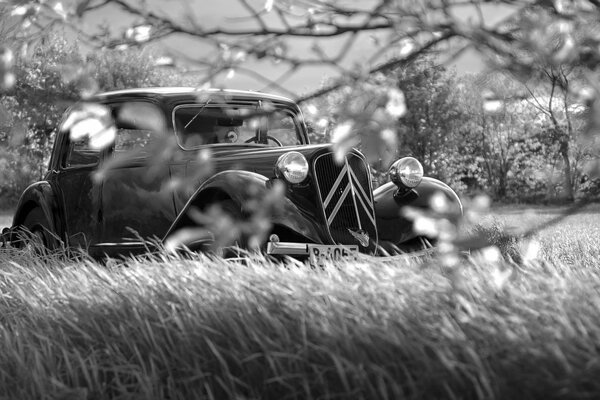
388;157;423;188
275;151;309;184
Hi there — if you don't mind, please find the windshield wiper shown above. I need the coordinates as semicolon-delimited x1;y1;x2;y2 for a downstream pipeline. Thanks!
184;99;212;129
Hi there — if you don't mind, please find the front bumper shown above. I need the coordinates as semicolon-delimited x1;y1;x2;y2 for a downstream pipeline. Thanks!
265;236;439;260
266;240;311;256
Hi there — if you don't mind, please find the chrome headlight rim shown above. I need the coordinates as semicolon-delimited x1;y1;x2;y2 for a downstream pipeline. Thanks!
275;151;309;184
389;157;423;189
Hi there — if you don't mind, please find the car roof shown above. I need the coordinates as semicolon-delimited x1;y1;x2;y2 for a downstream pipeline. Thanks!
93;87;297;104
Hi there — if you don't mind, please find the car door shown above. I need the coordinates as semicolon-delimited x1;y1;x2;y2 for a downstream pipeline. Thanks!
96;100;176;255
54;118;103;251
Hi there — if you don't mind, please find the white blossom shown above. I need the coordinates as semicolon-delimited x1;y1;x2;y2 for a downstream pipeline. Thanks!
385;88;406;118
10;5;29;16
53;2;68;19
126;25;152;43
265;0;274;12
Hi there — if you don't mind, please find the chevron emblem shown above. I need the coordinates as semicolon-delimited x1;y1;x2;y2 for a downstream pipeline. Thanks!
321;157;376;228
348;228;370;247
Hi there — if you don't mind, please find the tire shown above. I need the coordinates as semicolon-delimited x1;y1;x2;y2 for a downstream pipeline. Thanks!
19;208;53;253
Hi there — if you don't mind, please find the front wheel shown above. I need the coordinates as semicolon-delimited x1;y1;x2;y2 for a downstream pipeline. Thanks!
18;208;54;253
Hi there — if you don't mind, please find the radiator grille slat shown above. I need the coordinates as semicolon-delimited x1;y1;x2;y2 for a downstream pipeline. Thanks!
313;152;377;251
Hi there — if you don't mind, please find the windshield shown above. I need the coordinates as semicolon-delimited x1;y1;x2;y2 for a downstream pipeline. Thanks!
173;104;303;149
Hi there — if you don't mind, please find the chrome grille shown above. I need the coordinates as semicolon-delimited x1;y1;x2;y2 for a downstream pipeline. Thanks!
313;152;377;251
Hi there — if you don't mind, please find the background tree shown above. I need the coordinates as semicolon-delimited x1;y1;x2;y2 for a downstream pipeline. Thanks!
1;0;599;206
0;33;182;206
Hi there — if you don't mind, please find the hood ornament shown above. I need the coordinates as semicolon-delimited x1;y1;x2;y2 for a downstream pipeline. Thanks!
348;228;370;247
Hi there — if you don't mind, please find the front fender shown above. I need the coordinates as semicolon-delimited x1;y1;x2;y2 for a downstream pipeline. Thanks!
164;171;322;243
374;177;462;244
13;181;60;232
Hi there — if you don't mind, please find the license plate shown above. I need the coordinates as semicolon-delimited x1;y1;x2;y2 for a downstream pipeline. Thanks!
308;244;358;266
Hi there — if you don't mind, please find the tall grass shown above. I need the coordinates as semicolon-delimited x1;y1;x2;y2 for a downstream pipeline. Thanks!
1;215;600;400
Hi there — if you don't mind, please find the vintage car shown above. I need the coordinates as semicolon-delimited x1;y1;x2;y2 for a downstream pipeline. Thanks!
1;87;462;261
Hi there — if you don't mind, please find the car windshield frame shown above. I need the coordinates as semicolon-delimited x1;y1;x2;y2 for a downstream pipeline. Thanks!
172;101;306;150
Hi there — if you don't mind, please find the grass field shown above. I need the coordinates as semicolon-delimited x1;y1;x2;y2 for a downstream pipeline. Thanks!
0;205;599;399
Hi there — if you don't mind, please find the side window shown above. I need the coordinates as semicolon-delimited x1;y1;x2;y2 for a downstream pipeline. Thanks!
114;128;154;154
112;101;159;156
63;138;101;169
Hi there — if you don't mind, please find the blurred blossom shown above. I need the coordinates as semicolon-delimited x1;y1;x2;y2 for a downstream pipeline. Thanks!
379;128;396;145
440;249;460;268
0;47;14;69
0;72;15;91
480;246;502;263
115;44;129;51
317;118;328;128
226;68;235;79
126;25;152;43
154;56;175;67
553;0;565;13
413;216;439;237
233;51;246;62
331;121;353;143
385;88;406;118
164;227;214;253
574;86;595;106
79;76;99;99
196;148;212;163
11;5;29;16
331;121;357;163
53;2;68;19
491;266;512;290
89;126;117;149
265;0;274;12
261;100;275;112
306;104;318;115
483;98;504;114
248;118;260;129
552;34;576;64
21;19;32;29
118;102;166;132
398;38;415;57
63;103;116;150
521;239;541;263
472;195;491;212
273;43;286;58
166;178;183;191
430;191;449;214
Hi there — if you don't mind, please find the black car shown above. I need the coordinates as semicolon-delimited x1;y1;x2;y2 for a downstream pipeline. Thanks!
2;87;462;262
